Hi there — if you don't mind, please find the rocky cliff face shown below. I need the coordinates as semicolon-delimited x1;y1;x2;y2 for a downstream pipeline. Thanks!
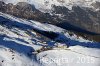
52;5;100;34
0;1;100;34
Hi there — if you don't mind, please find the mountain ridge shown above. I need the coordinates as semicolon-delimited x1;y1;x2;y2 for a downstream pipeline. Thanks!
0;0;100;11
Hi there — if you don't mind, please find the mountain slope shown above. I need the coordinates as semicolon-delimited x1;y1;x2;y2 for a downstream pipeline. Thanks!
0;0;100;34
1;0;100;11
0;12;100;66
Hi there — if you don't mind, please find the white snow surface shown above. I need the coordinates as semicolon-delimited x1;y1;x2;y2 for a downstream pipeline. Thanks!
37;46;100;66
0;46;40;66
0;12;100;66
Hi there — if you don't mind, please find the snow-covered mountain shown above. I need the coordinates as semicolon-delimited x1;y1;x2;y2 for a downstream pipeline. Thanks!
0;11;100;66
1;0;100;11
0;0;100;66
0;0;100;34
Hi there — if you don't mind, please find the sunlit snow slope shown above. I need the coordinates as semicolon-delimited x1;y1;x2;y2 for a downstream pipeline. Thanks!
0;12;100;66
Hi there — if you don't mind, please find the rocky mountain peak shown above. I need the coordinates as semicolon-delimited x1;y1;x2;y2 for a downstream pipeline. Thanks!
0;0;100;11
